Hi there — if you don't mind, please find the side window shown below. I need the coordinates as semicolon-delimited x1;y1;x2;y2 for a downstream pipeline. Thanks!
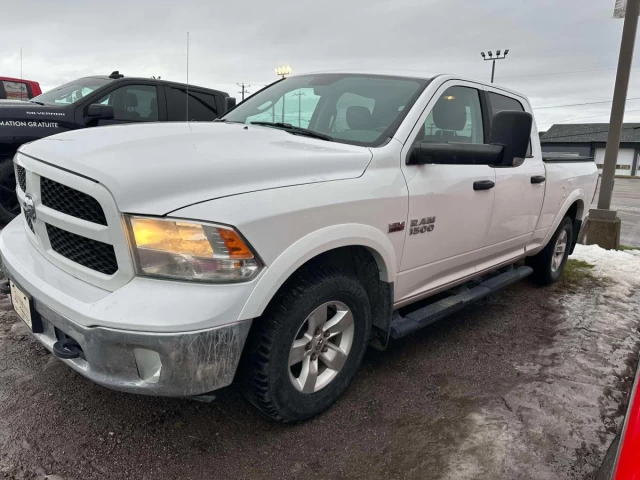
166;88;219;121
244;88;321;127
332;93;376;133
2;81;29;101
420;86;484;144
488;92;532;156
97;85;158;121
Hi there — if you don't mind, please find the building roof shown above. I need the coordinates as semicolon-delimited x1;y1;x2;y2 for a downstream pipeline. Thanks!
541;123;640;143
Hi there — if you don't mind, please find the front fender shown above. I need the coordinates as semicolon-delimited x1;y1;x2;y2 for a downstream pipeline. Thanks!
239;223;397;320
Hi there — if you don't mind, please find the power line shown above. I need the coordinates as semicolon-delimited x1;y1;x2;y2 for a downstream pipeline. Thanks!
499;66;640;80
540;108;640;126
535;97;640;109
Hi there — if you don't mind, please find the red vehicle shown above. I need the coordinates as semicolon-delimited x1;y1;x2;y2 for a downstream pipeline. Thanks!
0;76;42;100
598;358;640;480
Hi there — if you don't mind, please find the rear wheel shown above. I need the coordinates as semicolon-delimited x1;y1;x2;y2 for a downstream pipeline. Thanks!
526;216;573;285
241;266;371;423
0;158;20;224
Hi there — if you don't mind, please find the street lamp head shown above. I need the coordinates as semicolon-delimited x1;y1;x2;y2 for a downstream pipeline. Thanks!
504;49;509;56
275;65;292;77
488;51;493;57
481;52;485;58
496;50;501;56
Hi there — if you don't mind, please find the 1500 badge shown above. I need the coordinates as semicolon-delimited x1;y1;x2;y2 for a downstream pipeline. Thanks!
409;217;435;235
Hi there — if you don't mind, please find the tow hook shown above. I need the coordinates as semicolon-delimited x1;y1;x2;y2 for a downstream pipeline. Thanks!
53;338;83;359
0;280;10;295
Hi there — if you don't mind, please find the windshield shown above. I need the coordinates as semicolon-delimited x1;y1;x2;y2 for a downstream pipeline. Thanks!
31;77;112;105
222;74;429;147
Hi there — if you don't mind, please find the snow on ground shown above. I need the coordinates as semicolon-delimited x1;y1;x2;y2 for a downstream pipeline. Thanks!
571;245;640;297
442;245;640;479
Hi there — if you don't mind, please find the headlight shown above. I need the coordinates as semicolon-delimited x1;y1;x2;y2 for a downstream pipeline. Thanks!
125;216;261;283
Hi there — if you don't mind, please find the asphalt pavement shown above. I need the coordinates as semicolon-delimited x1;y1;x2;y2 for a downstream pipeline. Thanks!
593;178;640;247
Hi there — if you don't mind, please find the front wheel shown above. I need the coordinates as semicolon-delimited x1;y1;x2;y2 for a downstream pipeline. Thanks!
0;158;20;224
241;267;372;423
526;216;573;285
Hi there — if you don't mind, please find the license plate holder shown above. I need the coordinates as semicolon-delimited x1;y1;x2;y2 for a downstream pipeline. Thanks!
9;279;43;333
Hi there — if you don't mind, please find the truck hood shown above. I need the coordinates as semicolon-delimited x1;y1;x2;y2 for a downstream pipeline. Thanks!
19;122;373;215
0;100;70;117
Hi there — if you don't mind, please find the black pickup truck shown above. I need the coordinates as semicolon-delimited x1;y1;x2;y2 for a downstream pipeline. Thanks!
0;71;235;222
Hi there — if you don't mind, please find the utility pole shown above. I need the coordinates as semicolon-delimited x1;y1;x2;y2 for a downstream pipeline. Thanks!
237;83;251;101
274;66;292;122
186;32;190;122
586;0;639;249
292;91;306;126
480;50;509;83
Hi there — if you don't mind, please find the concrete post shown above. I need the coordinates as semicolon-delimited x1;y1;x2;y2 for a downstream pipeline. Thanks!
587;0;640;248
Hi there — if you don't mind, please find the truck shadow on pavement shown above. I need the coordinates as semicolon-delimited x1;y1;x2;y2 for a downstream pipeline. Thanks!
0;272;638;480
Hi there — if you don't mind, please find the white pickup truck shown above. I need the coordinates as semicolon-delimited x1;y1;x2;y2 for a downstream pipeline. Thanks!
1;72;598;422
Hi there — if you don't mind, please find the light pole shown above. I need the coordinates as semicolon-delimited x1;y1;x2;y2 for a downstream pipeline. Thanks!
275;65;292;79
275;66;292;122
480;50;509;83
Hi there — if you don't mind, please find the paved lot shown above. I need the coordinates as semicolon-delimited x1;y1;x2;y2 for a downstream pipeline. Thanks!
593;178;640;247
1;247;639;480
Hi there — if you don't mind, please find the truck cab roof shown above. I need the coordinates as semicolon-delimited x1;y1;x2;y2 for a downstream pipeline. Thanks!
81;74;229;96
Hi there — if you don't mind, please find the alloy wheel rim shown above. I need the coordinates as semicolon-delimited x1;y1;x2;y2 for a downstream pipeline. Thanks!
552;229;568;272
288;301;355;393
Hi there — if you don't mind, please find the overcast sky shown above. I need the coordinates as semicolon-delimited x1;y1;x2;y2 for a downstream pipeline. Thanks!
1;0;639;130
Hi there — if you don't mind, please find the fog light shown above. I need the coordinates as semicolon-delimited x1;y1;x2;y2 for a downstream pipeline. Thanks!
133;348;162;384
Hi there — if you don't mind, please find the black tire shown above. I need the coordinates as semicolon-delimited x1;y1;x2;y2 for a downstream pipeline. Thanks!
526;216;573;285
241;266;372;423
0;158;20;225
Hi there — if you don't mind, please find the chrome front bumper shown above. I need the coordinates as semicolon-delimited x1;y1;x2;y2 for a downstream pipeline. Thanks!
19;294;252;397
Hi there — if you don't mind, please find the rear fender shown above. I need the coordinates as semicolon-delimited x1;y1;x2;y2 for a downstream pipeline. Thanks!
533;191;586;255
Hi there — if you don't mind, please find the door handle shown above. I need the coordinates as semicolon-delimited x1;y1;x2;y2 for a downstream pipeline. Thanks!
473;180;495;191
531;175;546;184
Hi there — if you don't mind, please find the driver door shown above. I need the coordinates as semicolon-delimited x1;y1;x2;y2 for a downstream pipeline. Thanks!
396;81;496;303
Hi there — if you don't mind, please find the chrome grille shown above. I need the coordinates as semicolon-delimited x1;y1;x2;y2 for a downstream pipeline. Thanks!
16;156;129;287
41;177;107;226
46;224;118;275
16;165;26;192
25;212;34;233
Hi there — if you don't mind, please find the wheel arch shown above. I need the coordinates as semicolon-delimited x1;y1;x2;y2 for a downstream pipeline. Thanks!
239;224;397;346
538;194;586;255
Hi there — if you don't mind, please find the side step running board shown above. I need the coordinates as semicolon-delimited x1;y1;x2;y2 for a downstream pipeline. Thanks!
389;265;533;339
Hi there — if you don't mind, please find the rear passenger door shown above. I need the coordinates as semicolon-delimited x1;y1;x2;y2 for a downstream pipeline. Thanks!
476;89;545;270
165;87;221;121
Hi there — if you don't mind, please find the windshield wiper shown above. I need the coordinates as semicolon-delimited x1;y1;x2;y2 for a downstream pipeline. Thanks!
28;100;45;105
249;122;333;141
